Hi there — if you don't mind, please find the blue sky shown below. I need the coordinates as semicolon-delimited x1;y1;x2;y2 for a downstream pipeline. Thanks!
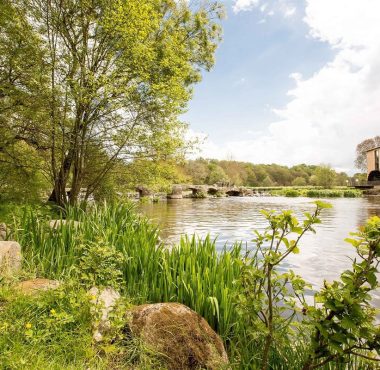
183;0;380;172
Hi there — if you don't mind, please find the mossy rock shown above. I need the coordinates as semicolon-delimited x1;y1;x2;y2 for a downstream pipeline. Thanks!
125;303;229;370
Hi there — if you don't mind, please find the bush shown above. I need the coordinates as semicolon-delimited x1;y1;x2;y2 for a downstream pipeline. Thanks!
343;189;361;198
285;189;300;197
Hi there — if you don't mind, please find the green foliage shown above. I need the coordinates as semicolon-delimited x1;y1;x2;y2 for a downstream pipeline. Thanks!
292;176;308;186
182;159;354;188
75;240;125;289
302;217;380;369
236;202;330;369
315;165;336;188
6;202;380;369
343;189;360;198
12;203;242;339
269;187;362;198
285;189;301;197
0;284;95;369
1;0;223;206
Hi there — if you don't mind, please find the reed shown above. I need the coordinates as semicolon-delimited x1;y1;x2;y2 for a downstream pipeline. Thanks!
12;203;243;341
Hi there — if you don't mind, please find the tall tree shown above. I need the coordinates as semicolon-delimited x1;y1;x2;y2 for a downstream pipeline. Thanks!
2;0;223;206
355;136;380;171
315;164;335;188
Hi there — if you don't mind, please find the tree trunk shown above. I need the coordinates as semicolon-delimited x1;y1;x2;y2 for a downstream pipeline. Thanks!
48;148;75;206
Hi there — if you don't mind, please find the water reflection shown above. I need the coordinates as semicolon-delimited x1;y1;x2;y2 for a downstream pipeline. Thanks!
139;196;380;306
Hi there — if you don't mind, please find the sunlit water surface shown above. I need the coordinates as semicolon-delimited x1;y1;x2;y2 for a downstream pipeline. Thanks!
139;196;380;306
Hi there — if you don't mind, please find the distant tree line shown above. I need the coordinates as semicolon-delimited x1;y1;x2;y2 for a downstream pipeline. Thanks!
179;159;365;188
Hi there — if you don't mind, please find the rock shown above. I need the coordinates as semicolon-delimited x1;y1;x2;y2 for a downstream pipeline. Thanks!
125;303;229;370
48;219;81;229
168;185;183;199
0;241;22;274
17;278;60;295
0;223;7;241
89;286;121;342
136;186;152;198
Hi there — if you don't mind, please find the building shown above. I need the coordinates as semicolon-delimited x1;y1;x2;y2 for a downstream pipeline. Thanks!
366;146;380;184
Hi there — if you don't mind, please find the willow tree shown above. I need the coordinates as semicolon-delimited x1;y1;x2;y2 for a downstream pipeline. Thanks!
4;0;222;206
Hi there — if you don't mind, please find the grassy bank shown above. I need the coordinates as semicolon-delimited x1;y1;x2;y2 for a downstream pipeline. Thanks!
1;202;379;369
266;186;362;198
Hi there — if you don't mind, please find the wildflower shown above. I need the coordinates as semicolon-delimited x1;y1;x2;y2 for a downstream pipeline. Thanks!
25;322;32;329
50;309;56;315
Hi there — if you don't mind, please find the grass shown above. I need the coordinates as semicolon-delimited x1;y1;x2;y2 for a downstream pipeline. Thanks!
1;202;377;369
268;187;362;198
11;203;243;340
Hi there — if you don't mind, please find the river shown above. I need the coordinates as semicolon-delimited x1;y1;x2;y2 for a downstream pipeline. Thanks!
139;196;380;306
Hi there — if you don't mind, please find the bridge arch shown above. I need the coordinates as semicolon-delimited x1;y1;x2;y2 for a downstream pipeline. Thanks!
226;189;241;197
368;170;380;182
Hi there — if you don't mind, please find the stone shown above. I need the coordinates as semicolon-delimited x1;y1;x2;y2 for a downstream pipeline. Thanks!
167;193;183;199
0;223;7;241
125;303;229;370
88;286;121;342
48;219;81;229
136;186;152;198
17;278;60;295
0;241;22;274
168;185;183;199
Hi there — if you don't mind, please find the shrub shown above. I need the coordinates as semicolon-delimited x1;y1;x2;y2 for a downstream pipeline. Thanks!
285;189;300;197
343;189;361;198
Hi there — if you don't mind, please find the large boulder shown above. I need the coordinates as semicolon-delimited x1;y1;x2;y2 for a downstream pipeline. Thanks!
17;278;60;295
125;303;229;370
88;286;121;342
0;241;22;274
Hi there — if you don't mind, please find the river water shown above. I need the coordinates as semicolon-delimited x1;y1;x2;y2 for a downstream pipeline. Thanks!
139;196;380;306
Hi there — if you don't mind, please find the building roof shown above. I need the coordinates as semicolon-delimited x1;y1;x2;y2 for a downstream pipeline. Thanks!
365;145;380;152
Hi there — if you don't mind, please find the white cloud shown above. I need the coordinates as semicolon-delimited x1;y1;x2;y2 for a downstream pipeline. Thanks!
233;0;260;13
202;0;380;172
260;3;268;12
283;6;296;18
233;0;297;19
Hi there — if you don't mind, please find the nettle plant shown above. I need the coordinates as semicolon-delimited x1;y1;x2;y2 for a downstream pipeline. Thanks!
238;201;329;369
237;202;380;370
303;216;380;369
76;239;126;290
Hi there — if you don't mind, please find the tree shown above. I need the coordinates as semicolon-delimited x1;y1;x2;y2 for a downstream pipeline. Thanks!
355;136;380;171
1;0;223;206
207;163;229;185
184;159;209;184
261;175;274;187
292;176;307;186
0;1;51;202
315;165;335;188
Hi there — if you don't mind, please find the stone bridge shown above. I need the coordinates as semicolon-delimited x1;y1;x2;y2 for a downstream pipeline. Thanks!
166;185;259;199
135;185;270;199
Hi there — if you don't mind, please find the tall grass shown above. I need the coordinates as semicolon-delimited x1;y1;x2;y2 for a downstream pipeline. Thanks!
12;203;242;340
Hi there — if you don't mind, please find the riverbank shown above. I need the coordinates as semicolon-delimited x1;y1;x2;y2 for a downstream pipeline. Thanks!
1;202;379;369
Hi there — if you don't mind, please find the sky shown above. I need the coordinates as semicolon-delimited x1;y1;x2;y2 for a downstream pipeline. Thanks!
183;0;380;173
